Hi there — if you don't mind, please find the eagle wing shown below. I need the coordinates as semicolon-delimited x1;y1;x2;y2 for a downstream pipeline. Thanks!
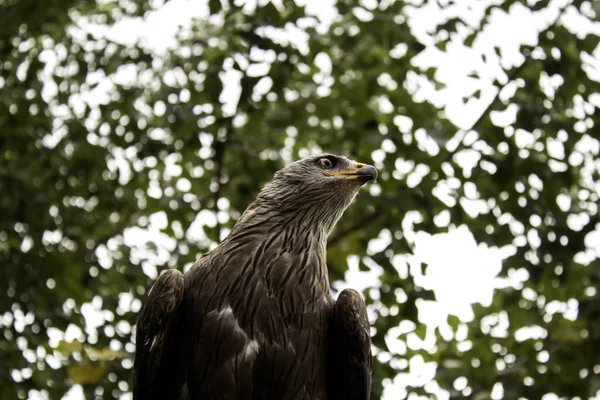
328;288;373;400
133;269;186;400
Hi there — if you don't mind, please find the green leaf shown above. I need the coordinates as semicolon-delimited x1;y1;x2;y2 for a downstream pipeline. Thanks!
208;0;221;15
447;314;460;331
415;324;427;341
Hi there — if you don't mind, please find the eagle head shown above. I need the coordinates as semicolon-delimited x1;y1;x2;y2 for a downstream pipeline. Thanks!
249;154;377;235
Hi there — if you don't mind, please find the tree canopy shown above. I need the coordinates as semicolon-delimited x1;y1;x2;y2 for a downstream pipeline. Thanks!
1;0;599;398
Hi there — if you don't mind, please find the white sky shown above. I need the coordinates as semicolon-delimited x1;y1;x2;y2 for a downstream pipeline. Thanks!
29;0;600;399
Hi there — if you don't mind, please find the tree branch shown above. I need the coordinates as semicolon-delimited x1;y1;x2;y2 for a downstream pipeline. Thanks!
446;0;572;157
327;209;382;248
328;4;572;248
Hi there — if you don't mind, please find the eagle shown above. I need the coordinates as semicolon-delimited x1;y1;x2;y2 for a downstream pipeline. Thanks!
133;154;375;400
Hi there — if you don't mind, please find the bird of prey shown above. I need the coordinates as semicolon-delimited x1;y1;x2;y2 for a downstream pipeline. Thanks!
133;154;375;400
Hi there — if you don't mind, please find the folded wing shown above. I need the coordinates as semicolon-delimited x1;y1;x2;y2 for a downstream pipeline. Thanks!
133;269;186;400
328;288;373;400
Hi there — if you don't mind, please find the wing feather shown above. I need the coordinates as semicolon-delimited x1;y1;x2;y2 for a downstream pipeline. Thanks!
328;288;373;400
133;269;186;400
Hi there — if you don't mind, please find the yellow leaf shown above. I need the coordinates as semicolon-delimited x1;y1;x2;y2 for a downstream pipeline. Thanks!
67;363;106;385
86;346;127;360
56;340;83;355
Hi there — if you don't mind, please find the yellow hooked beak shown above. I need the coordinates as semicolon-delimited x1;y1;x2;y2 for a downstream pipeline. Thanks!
324;163;378;182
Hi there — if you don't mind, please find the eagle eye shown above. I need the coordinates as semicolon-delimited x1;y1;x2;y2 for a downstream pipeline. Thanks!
319;158;334;168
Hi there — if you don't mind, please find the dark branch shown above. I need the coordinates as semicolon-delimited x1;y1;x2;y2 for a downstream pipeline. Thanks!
472;1;571;133
328;3;572;247
328;209;382;248
445;1;572;159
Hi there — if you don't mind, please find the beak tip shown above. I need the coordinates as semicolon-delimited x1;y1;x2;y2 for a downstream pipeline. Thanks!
357;164;378;182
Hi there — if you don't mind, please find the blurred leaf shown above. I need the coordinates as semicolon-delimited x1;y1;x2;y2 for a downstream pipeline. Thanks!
56;340;83;355
67;363;106;385
86;347;127;361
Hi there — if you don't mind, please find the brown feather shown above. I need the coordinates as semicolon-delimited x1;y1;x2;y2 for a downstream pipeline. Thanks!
133;154;375;400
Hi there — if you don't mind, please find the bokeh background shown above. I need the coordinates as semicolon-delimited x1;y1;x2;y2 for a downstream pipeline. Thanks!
2;0;600;398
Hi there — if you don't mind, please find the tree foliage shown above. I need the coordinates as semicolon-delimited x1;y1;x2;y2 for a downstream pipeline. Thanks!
1;0;599;398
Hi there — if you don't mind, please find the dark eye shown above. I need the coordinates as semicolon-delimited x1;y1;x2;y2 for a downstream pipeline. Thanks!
319;158;333;168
